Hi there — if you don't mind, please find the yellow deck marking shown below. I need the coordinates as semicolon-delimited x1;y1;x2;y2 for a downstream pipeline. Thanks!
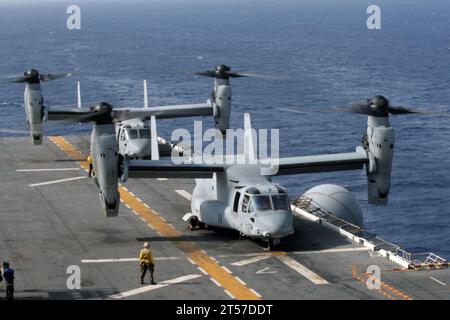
49;136;261;300
351;265;413;300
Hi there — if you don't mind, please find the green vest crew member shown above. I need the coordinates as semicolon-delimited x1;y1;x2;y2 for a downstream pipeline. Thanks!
139;242;156;285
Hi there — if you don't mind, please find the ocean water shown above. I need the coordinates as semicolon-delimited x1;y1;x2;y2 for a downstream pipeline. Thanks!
0;0;449;258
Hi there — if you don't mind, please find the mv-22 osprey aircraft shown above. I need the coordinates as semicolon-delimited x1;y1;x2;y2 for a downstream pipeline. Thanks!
11;66;419;248
9;67;231;216
126;69;421;248
76;79;173;159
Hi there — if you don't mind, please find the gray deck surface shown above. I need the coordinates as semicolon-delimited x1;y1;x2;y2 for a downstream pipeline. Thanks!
0;136;448;300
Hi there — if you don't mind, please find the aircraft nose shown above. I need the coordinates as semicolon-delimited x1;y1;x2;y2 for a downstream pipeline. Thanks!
128;139;151;157
258;211;293;238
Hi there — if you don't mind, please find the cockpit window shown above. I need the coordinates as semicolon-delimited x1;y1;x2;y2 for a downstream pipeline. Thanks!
272;195;290;211
242;195;251;213
249;196;272;212
139;129;150;139
127;129;138;139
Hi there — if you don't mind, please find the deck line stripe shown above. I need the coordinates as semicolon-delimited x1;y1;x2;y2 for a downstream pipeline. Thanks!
81;257;180;263
220;247;368;259
17;168;80;172
29;176;86;187
231;255;271;266
276;255;328;285
109;274;202;299
174;189;192;201
352;265;413;300
430;276;446;286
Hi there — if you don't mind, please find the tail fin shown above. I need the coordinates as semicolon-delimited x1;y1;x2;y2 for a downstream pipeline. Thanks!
150;115;160;160
143;80;149;108
77;81;82;109
244;113;257;163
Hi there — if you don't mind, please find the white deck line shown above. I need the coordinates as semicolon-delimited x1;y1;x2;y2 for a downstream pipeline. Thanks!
17;168;80;172
174;190;192;201
109;274;202;299
276;255;328;285
29;176;86;187
230;255;271;266
81;257;180;263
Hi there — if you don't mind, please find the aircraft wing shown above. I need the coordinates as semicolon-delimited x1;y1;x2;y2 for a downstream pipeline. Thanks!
272;148;368;176
113;102;213;121
46;102;213;123
127;159;225;179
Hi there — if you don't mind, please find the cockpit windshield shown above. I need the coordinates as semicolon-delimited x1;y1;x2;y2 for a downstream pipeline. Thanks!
272;195;290;210
126;129;138;139
249;196;271;212
139;129;150;139
126;128;150;139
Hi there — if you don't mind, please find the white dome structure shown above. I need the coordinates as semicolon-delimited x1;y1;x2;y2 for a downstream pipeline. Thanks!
303;184;363;226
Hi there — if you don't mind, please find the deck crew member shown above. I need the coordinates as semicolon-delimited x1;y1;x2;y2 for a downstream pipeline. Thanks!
87;154;94;177
139;242;156;285
2;262;14;300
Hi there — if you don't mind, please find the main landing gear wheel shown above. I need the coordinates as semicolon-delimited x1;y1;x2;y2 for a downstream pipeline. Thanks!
188;216;205;230
263;238;275;251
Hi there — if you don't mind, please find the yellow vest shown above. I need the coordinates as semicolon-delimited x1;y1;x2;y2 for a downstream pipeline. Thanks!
139;248;154;265
87;155;93;164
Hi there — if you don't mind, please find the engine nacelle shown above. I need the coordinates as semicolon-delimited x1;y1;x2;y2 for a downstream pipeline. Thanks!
213;84;231;134
365;117;394;205
99;190;120;218
24;83;45;145
91;123;120;217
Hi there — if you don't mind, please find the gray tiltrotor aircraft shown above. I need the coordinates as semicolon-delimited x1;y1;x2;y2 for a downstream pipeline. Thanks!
12;67;418;248
76;79;173;159
11;66;252;217
123;73;418;248
7;69;72;145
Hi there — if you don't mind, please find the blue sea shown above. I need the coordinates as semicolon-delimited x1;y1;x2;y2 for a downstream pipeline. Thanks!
0;0;449;258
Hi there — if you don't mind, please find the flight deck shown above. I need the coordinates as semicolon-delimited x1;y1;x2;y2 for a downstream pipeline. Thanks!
0;136;449;300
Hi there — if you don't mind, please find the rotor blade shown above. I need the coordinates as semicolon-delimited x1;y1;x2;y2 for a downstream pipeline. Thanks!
50;101;99;110
1;76;30;84
40;73;73;81
387;106;420;115
275;107;314;115
225;72;247;78
235;72;288;80
275;106;347;115
46;107;96;122
194;71;217;78
277;104;450;118
347;103;373;115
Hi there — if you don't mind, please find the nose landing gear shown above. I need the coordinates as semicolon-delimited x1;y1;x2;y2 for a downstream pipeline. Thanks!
185;215;206;230
263;238;280;251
